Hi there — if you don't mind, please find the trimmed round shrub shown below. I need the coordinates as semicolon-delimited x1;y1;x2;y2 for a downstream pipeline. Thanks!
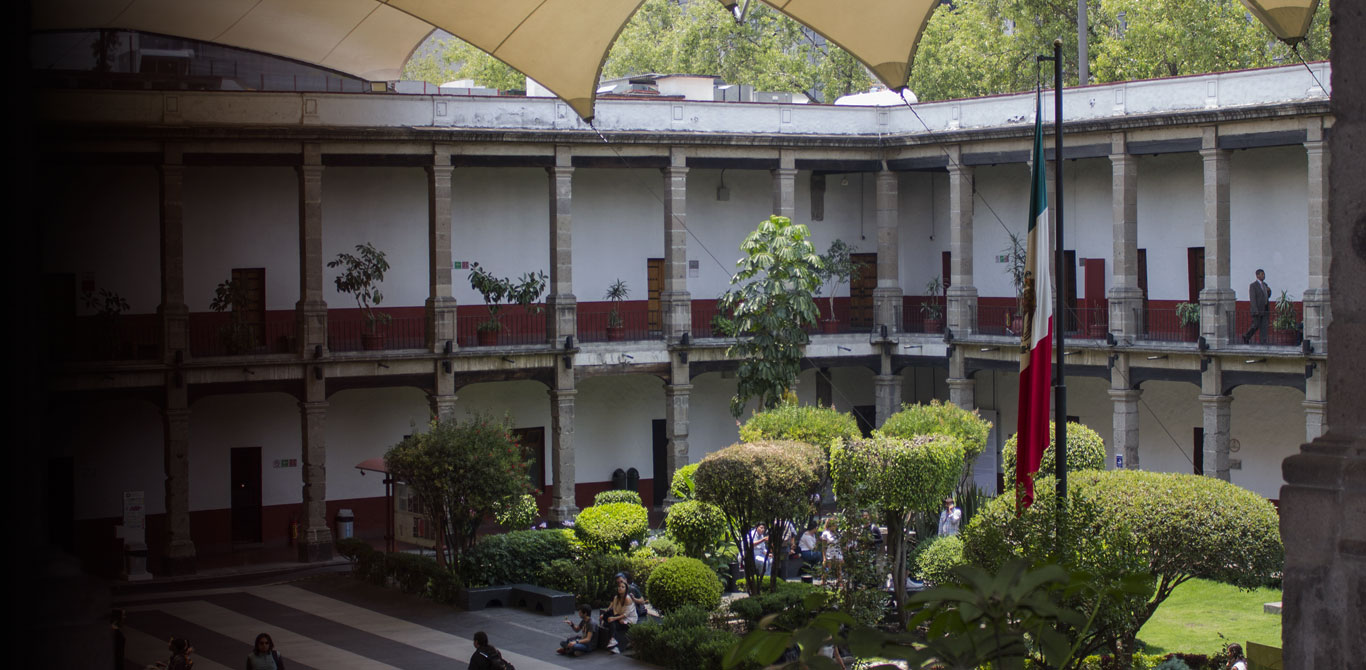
877;400;993;463
575;502;649;553
492;493;538;530
665;499;727;558
595;489;643;506
334;537;374;562
831;434;965;514
1001;420;1107;485
738;401;861;454
646;556;724;613
462;528;574;586
670;463;700;500
914;533;965;586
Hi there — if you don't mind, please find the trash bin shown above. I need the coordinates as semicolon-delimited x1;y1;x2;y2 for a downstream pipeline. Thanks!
336;508;354;540
626;467;639;492
610;468;627;491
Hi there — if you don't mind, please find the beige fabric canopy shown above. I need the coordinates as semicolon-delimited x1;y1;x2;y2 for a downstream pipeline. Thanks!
32;0;938;120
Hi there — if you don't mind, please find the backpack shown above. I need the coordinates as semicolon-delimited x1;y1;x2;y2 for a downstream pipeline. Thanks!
489;648;514;670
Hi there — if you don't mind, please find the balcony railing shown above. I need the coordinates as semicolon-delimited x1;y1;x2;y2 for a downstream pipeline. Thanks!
63;316;161;362
576;304;662;343
189;316;298;357
329;313;426;352
977;303;1021;337
1138;306;1198;343
1064;305;1109;339
458;309;548;347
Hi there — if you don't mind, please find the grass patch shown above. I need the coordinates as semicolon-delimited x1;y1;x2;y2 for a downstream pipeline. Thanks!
1136;578;1281;655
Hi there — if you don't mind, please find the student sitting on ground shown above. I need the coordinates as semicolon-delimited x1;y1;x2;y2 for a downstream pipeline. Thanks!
557;604;596;657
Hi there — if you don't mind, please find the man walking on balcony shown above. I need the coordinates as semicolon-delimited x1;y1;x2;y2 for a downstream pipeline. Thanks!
1243;269;1271;344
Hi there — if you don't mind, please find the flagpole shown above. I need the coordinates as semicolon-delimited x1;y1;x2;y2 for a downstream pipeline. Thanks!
1051;39;1067;505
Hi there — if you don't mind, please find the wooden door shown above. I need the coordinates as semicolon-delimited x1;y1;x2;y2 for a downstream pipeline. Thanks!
1063;250;1078;333
1192;427;1204;476
230;447;262;543
512;427;546;491
232;268;266;348
1186;247;1205;303
941;251;952;290
647;258;663;333
1138;249;1149;334
849;253;877;328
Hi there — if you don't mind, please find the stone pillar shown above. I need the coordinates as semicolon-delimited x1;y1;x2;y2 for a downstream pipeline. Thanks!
663;382;691;507
874;375;901;428
1199;132;1235;347
161;384;195;575
662;148;691;339
771;150;796;219
296;143;328;355
947;348;974;411
1303;361;1327;442
1199;357;1230;481
298;384;332;562
873;169;902;332
548;388;579;521
947;149;978;335
426;151;458;352
158;145;189;363
1107;135;1143;341
1302;133;1331;351
1108;352;1140;469
546;146;577;343
428;392;458;423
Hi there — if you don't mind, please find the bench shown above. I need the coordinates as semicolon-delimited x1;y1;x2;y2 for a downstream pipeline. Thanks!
511;583;576;616
457;585;512;611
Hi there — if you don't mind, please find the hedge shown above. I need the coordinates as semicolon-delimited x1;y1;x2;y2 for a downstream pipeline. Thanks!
876;400;993;463
630;605;751;670
1001;420;1108;485
594;489;644;506
461;528;574;586
646;556;724;613
913;533;965;586
737;401;860;454
537;553;635;608
664;499;727;558
575;502;649;553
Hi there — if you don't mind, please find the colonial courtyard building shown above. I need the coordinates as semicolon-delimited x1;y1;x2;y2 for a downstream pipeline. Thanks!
36;37;1332;575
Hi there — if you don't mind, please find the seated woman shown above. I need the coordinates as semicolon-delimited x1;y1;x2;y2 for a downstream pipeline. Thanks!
603;578;638;653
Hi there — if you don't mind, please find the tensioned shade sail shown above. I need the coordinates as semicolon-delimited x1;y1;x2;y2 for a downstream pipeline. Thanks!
32;0;938;121
1239;0;1321;45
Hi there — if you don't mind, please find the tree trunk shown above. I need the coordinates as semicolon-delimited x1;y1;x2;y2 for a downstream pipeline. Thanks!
887;511;909;627
1112;632;1137;670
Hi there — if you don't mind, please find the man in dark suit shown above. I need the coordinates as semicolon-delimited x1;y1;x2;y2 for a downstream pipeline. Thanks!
1243;269;1271;344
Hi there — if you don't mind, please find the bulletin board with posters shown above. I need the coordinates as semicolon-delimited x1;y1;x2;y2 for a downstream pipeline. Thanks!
394;482;437;549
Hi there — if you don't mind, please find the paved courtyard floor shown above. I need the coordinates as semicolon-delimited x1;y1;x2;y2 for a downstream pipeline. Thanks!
116;569;658;670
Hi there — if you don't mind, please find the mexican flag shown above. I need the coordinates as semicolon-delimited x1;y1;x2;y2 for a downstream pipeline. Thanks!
1015;86;1053;511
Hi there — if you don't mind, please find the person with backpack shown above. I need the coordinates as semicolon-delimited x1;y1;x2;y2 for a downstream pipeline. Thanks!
154;636;193;670
469;631;514;670
246;632;284;670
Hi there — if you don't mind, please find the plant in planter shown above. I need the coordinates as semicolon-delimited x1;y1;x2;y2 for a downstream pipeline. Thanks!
1175;301;1200;341
1272;290;1300;345
210;278;257;354
604;278;629;341
467;263;548;346
329;243;391;350
82;288;131;358
816;239;861;333
1003;231;1027;334
921;275;945;333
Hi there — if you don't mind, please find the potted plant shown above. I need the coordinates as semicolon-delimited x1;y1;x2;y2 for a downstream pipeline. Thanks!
467;263;548;346
82;288;130;358
328;243;392;350
1003;232;1027;334
1175;301;1200;342
921;275;945;334
210;278;257;354
604;278;629;341
816;239;862;334
1272;290;1300;345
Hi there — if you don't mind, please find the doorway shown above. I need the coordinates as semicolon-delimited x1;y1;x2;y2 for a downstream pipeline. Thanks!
512;427;546;492
652;419;668;507
849;253;877;328
232;268;266;348
647;259;663;334
230;447;262;544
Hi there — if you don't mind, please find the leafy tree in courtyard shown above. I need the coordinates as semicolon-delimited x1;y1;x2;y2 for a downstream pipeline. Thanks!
718;215;823;417
831;434;964;626
384;415;532;569
738;400;861;457
693;440;825;595
877;400;993;487
961;469;1283;668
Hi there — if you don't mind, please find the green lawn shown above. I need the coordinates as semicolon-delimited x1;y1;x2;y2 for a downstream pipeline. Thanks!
1135;578;1282;655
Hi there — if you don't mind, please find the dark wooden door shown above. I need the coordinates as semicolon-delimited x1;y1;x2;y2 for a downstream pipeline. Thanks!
230;447;262;543
647;259;663;333
1186;247;1205;303
652;419;668;507
1138;248;1149;334
1063;250;1078;333
1193;427;1204;475
941;251;952;291
512;427;546;491
232;268;266;348
849;253;877;328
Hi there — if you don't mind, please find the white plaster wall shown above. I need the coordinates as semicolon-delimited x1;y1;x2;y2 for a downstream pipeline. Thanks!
685;169;775;299
688;372;746;462
321;168;429;308
1065;158;1115;299
1228;383;1308;498
806;173;876;285
44;166;160;314
72;397;164;518
973;368;1019;455
189;391;301;510
573;169;664;301
325;386;431;501
450;168;549;305
1135;155;1203;300
1065;374;1117;466
970;164;1031;298
1230;147;1308;300
576;375;664;484
449;379;553;484
898;172;950;292
184;167;299;311
1133;380;1202;477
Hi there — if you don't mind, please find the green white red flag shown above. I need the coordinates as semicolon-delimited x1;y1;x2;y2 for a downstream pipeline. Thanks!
1015;85;1053;511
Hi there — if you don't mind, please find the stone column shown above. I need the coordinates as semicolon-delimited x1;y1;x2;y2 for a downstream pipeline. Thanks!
947;348;974;411
296;143;328;355
1199;132;1235;347
1108;352;1140;469
298;382;332;562
662;148;691;339
1107;135;1143;341
158;145;189;363
873;169;902;332
1303;361;1327;442
546;146;577;343
663;382;692;508
1302;133;1331;351
1199;357;1230;481
161;384;195;575
771;150;796;219
947;148;978;335
426;150;458;352
874;340;900;427
548;388;579;521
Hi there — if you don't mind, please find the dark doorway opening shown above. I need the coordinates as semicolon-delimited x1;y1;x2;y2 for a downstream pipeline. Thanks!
1193;427;1205;476
230;447;262;544
853;405;876;437
652;419;668;507
512;427;546;492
